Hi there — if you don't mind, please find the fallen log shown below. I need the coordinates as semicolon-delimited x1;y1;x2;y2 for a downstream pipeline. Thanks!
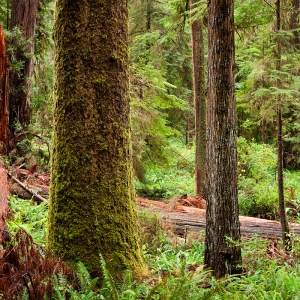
137;198;300;238
8;173;47;203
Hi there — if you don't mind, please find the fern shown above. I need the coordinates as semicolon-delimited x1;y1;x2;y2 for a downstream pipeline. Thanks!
53;262;104;300
76;261;96;292
53;273;68;300
99;254;120;300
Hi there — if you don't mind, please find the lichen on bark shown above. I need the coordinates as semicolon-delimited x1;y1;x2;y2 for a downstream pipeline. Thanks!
47;0;146;276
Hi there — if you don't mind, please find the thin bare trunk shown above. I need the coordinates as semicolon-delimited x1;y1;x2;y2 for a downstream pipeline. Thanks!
0;26;10;155
290;0;299;49
190;0;206;196
275;0;291;249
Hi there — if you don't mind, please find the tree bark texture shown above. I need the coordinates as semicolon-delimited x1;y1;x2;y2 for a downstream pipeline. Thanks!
0;26;9;155
47;0;146;276
190;0;206;196
9;0;39;129
290;0;299;49
275;0;290;248
204;0;242;279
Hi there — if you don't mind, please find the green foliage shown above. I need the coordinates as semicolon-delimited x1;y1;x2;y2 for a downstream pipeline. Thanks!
135;139;195;198
139;210;172;255
238;138;300;218
5;193;300;299
129;0;193;181
7;195;48;245
31;1;55;143
238;137;277;180
235;0;300;147
238;137;278;217
235;0;273;28
54;262;103;300
5;26;30;72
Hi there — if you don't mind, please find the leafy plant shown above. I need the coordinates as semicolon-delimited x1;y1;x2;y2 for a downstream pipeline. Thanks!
53;261;103;300
136;138;195;198
238;138;278;218
7;195;48;245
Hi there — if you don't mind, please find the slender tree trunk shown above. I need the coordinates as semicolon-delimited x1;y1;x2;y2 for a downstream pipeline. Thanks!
9;0;39;132
145;0;152;64
186;94;195;145
47;0;146;276
190;0;206;196
0;26;9;155
204;0;242;279
290;0;299;49
275;0;291;249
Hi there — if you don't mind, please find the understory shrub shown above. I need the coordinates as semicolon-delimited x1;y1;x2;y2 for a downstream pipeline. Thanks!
238;137;278;218
135;139;195;198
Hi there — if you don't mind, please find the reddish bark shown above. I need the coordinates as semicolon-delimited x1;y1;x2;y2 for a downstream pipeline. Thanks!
0;163;9;244
205;0;242;278
190;0;206;196
9;0;39;131
0;25;10;155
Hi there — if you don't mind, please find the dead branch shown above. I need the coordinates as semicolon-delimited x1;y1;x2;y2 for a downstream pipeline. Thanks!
8;173;47;203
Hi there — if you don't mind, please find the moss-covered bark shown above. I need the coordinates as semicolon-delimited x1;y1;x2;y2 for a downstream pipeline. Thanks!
47;0;146;276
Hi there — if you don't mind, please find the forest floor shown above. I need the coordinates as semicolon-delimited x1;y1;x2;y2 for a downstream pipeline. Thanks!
1;162;300;242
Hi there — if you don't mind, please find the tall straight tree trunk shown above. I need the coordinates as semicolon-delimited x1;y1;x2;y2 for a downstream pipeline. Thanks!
190;0;206;196
9;0;39;131
47;0;146;276
290;0;299;49
275;0;290;249
145;0;152;63
0;26;9;155
204;0;242;278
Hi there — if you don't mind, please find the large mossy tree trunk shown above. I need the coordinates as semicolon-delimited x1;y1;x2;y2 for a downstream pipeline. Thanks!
190;0;206;196
9;0;39;131
47;0;146;276
204;0;242;279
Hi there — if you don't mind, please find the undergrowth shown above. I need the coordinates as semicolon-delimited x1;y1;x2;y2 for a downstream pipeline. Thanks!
2;170;300;298
6;195;48;245
135;139;195;198
238;137;300;219
136;137;300;220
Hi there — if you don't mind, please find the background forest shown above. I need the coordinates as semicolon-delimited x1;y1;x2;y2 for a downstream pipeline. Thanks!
6;0;297;219
0;0;300;298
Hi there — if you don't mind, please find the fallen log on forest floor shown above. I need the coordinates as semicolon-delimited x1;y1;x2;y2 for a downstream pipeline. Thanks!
8;173;47;203
137;198;300;238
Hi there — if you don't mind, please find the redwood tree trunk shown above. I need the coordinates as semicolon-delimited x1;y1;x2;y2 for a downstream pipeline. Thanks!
47;0;146;276
190;0;206;196
9;0;39;131
204;0;242;278
0;26;9;155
